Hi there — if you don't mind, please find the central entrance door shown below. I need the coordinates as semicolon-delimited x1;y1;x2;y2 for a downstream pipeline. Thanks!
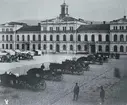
56;44;60;52
91;45;96;53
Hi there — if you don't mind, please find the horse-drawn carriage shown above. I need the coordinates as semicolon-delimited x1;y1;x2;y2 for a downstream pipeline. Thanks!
0;71;46;91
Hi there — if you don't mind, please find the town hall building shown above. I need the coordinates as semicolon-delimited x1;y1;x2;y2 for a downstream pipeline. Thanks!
0;2;127;54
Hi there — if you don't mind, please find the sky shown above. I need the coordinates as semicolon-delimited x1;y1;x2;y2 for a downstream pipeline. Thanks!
0;0;127;24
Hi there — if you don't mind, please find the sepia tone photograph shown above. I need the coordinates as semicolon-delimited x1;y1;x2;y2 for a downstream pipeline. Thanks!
0;0;127;105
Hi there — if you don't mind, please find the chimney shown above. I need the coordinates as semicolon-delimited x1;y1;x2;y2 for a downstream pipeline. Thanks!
124;16;126;19
103;21;106;24
38;23;41;26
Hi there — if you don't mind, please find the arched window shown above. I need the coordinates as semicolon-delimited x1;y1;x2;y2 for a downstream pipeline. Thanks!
22;44;25;50
78;35;81;41
10;35;13;41
38;35;41;41
44;35;46;41
98;34;102;41
98;45;102;52
22;35;25;41
17;35;19;41
56;35;59;41
63;35;66;41
43;44;46;50
2;35;4;41
78;45;81;51
106;35;109;41
17;44;19;49
10;44;12;49
63;45;66;50
70;45;73;51
114;45;117;52
27;35;30;41
33;44;36;50
84;45;88;51
50;35;53;41
50;44;53;50
91;34;95;41
33;35;35;41
120;46;124;52
2;44;4;49
6;44;8;49
105;45;109;52
6;35;8;41
70;34;73;41
84;35;88;41
114;34;117;41
38;44;41;50
6;28;9;32
120;34;124;41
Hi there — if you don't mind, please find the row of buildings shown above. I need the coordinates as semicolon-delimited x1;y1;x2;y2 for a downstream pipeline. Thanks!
0;2;127;54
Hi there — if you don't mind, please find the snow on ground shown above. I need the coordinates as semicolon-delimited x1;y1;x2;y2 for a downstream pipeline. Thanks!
0;54;126;105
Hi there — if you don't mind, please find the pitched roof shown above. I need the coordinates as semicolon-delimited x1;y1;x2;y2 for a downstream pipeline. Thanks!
110;16;127;23
17;25;41;32
77;24;110;32
2;22;28;26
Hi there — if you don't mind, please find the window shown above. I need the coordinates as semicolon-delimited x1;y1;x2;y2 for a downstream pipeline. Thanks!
6;44;8;49
50;44;53;50
38;35;41;41
44;35;46;41
63;45;66;50
70;27;73;31
120;26;122;30
10;28;13;32
106;35;109;41
2;44;4;49
84;35;88;41
105;45;109;52
114;45;117;52
43;44;46;50
22;44;25;50
114;34;117;41
63;35;66;41
27;35;30;41
22;35;25;41
10;44;12;49
78;35;81;41
33;44;36;50
70;45;73;51
50;35;53;41
17;44;19;49
63;27;66;31
6;35;8;41
2;29;5;32
43;27;47;31
84;45;88;51
98;45;102;52
56;27;60;31
120;34;124;41
6;28;9;32
2;35;4;41
126;46;127;52
122;26;124;30
98;35;102;41
38;44;41;50
70;34;73;41
126;26;127;30
50;27;53;31
10;35;13;41
33;35;35;41
120;46;124;52
56;35;59;41
78;45;81;51
91;35;95;41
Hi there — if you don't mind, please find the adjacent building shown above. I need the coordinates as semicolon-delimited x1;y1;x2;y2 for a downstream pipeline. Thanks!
0;2;127;54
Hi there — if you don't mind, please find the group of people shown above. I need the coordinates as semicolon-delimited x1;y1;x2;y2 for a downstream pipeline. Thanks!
73;83;105;104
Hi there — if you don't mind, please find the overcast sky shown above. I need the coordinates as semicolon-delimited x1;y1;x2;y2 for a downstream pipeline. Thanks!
0;0;127;24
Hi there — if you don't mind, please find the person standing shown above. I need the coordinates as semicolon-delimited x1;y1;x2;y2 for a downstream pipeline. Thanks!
73;83;79;101
100;86;105;104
